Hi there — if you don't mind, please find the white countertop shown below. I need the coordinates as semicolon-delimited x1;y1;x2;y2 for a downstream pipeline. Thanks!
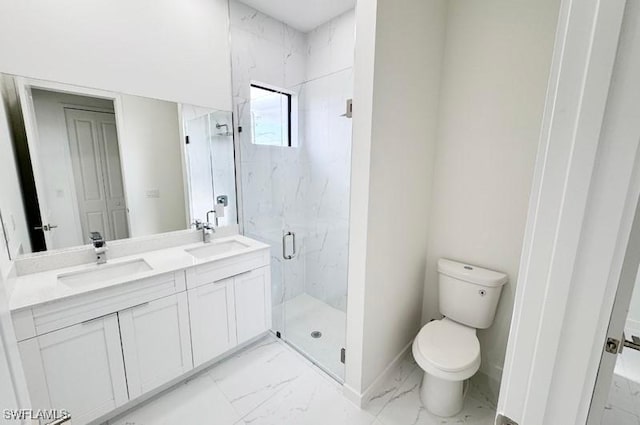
9;235;269;312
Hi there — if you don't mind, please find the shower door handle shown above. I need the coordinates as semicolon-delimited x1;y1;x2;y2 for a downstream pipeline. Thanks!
291;232;297;257
282;231;296;260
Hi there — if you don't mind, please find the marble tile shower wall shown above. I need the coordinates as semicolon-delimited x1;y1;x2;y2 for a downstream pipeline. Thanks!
230;1;354;316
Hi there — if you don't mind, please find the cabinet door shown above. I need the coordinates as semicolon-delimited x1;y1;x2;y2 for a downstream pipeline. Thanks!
18;314;128;425
188;278;237;366
234;267;271;343
119;293;193;399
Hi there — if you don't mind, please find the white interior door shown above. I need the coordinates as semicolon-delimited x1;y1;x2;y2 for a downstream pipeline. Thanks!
15;80;54;248
585;2;640;423
65;108;129;242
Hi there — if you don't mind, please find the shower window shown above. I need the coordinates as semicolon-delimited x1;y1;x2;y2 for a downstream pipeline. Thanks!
250;84;292;147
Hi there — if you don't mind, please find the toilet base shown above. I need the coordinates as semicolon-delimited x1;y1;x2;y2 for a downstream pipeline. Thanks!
419;372;465;417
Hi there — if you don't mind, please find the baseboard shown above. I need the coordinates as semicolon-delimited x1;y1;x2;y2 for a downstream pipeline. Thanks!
343;383;363;407
469;370;501;408
343;339;413;408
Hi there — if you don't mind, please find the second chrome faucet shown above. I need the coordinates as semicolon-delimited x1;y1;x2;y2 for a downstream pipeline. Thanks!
193;211;216;244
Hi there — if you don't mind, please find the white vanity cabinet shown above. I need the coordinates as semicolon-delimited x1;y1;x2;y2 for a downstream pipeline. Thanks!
14;271;188;425
188;277;237;366
11;238;271;425
234;267;271;344
187;265;271;366
119;292;193;398
18;314;128;425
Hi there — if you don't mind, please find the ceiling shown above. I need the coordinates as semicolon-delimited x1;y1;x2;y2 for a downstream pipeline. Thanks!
238;0;356;32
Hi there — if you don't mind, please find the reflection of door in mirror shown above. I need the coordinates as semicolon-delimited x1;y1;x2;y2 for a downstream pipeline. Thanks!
65;109;129;245
28;89;128;250
1;76;195;257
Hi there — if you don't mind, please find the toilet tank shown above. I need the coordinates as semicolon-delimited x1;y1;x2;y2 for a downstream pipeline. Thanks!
438;259;508;329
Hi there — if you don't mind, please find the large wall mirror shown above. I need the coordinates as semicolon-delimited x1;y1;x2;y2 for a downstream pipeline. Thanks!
0;75;238;258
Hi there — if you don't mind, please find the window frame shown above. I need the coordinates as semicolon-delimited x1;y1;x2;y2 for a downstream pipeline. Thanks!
249;82;295;148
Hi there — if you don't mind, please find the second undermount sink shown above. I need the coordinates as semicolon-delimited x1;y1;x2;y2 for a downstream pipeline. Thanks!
57;259;152;286
185;240;251;259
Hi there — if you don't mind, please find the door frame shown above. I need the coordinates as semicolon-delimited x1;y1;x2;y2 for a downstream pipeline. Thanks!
496;0;640;423
14;77;132;249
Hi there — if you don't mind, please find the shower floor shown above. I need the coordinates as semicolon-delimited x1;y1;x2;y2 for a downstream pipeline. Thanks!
278;293;346;381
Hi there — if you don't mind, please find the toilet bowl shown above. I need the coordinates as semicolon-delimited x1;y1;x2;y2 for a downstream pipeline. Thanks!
412;318;480;416
414;259;507;417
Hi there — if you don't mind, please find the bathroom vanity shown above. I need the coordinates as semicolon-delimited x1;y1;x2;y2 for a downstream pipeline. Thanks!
8;233;270;425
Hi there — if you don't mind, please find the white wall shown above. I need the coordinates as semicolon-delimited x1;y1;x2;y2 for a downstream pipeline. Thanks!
31;89;115;249
119;95;187;237
0;0;232;111
0;86;30;262
346;0;447;394
0;197;30;415
421;0;560;384
0;268;30;417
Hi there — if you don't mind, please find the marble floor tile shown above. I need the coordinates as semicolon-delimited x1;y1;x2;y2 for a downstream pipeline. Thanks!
605;374;638;417
376;368;496;425
601;405;640;425
468;373;500;410
109;373;240;425
237;368;377;425
364;352;417;417
208;335;310;416
109;335;499;425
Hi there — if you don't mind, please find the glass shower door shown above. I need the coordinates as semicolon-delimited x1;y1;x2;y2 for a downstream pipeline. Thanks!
279;71;352;382
237;79;351;381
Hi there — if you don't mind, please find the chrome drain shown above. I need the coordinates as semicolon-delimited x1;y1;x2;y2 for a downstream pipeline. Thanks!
310;331;322;339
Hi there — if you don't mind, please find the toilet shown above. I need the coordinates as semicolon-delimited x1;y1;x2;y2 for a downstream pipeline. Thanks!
412;258;507;417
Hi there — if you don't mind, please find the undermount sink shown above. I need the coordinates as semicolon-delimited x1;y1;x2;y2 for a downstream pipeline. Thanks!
57;259;152;286
185;240;250;259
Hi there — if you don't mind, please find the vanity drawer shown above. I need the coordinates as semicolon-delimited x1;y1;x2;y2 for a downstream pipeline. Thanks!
186;248;269;289
13;270;186;341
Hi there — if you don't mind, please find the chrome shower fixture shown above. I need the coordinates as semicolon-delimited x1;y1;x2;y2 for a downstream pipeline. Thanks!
215;122;232;136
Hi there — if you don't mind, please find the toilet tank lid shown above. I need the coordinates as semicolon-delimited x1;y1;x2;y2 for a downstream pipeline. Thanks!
437;259;508;287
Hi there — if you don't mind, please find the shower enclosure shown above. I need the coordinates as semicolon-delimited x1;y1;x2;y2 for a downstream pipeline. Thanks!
230;2;355;381
182;105;237;227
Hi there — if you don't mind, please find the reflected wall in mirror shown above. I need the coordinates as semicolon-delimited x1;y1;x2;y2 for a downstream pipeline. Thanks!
0;75;238;258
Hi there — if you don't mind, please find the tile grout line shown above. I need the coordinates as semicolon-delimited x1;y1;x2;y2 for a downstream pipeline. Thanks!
205;335;315;424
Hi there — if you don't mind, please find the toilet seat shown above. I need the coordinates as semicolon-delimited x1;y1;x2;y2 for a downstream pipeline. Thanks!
412;318;481;381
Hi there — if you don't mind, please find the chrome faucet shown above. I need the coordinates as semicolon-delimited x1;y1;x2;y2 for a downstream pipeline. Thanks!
90;232;107;264
203;210;217;243
192;215;215;244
